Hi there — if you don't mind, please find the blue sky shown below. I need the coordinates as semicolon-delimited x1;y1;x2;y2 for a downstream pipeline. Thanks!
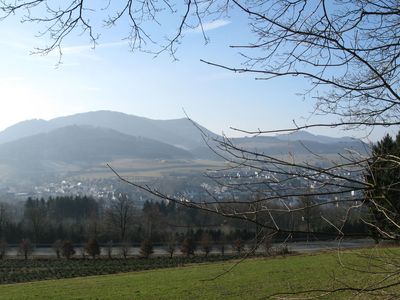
0;7;392;141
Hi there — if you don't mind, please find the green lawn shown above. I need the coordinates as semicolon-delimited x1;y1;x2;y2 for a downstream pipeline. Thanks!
1;249;398;299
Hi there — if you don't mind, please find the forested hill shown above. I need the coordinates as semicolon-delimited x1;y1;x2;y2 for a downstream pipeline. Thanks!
0;111;368;178
0;125;193;166
0;110;217;150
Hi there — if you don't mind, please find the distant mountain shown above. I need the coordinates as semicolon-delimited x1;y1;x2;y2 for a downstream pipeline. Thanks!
276;130;356;144
0;119;57;144
232;135;368;156
0;111;369;169
0;125;193;168
0;111;217;150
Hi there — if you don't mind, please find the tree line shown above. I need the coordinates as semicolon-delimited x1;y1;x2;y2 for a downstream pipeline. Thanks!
0;191;367;255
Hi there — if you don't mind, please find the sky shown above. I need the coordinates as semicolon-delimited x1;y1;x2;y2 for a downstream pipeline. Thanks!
0;4;394;141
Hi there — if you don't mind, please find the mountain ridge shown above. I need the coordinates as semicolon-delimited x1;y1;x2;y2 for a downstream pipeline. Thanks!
0;124;193;168
0;111;217;150
0;111;369;181
0;110;360;146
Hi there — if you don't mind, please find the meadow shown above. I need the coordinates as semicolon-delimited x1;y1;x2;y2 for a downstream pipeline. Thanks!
1;248;398;299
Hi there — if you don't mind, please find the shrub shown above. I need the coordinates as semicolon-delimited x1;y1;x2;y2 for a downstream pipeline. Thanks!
106;240;113;259
140;239;154;258
276;244;290;256
263;235;273;256
18;239;33;260
233;239;244;255
0;239;8;259
181;237;196;257
200;233;212;257
119;240;130;259
61;240;75;259
52;240;63;259
85;238;100;259
166;236;176;258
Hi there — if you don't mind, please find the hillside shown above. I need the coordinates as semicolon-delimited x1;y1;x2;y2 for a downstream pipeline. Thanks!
0;111;217;150
0;125;193;168
0;111;367;158
232;135;368;156
0;111;370;181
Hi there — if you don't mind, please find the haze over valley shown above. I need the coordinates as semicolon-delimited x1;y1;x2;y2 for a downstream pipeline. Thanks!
0;110;368;205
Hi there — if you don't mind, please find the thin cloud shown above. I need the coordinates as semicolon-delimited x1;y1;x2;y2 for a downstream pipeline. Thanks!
61;41;128;55
99;41;129;49
192;19;231;33
47;40;129;61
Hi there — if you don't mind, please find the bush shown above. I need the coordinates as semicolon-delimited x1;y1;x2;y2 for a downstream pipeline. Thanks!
233;239;244;255
106;240;113;259
200;233;212;257
52;240;63;259
119;241;130;259
85;238;100;259
18;239;33;260
61;240;75;259
263;235;273;256
0;239;8;259
181;237;196;257
140;239;154;258
276;244;290;256
166;236;176;258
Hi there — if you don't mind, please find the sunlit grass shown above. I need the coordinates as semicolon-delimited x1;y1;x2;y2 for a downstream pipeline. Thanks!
1;248;398;299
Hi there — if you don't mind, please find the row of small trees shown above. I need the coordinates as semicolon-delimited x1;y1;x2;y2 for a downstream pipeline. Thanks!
0;234;274;260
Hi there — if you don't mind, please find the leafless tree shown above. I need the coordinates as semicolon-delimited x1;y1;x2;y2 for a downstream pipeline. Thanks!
142;201;161;239
24;198;47;243
0;0;398;121
166;233;176;258
106;240;113;259
261;231;273;256
52;239;63;259
120;240;131;259
79;245;87;258
219;235;226;256
18;239;33;260
200;232;212;257
0;203;9;239
140;238;154;258
181;237;196;257
233;238;244;255
85;238;100;259
106;194;137;258
106;193;136;242
85;212;102;240
1;0;400;297
0;238;8;259
61;240;76;259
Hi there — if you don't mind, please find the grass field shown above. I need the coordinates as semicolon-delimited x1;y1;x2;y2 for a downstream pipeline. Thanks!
75;159;226;179
0;249;399;299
